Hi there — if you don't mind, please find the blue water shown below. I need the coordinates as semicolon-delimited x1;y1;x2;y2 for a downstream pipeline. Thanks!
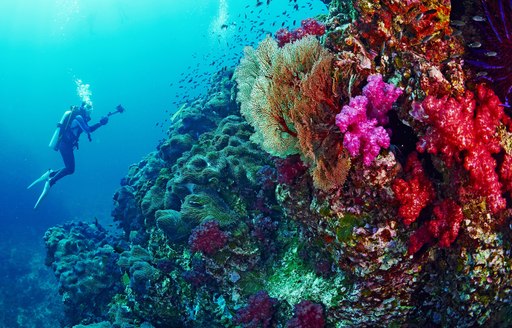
0;0;327;326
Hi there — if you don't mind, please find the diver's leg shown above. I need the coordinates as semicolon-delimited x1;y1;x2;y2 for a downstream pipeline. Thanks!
33;142;76;208
27;141;74;189
49;143;75;186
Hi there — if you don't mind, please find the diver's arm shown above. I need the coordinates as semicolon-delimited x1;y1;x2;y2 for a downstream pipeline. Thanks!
88;122;103;133
75;115;106;133
73;115;92;141
75;115;92;133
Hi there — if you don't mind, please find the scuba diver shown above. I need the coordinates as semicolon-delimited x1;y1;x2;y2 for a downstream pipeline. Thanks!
28;102;124;209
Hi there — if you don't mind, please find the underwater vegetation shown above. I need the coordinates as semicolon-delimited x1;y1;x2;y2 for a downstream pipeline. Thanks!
43;0;512;327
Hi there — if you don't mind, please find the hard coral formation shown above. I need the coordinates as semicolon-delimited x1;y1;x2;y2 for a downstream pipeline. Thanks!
44;221;123;326
155;209;188;242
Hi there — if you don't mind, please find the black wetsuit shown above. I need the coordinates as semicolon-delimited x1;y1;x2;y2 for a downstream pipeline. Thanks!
49;115;103;186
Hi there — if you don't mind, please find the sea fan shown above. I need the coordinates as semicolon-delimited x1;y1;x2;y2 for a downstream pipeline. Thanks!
467;0;512;107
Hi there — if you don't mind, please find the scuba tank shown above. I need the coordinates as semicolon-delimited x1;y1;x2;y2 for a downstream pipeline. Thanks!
48;110;73;151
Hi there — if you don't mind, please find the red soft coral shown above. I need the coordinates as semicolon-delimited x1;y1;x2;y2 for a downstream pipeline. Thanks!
408;224;433;255
286;300;325;328
407;199;464;254
235;291;278;328
463;144;506;213
500;153;512;193
427;199;464;248
392;152;435;226
188;221;228;255
416;84;506;213
275;18;325;47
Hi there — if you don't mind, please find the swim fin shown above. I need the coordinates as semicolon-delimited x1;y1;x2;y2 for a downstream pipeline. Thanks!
34;180;51;209
27;169;53;189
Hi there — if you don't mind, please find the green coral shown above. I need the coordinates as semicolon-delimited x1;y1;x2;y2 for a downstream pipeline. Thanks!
265;241;347;309
159;133;195;163
180;192;239;228
156;209;191;242
118;246;152;272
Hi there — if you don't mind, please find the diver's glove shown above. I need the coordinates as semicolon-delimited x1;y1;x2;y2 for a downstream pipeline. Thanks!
100;116;109;125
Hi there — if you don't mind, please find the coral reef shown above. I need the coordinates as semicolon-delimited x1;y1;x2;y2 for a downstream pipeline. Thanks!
43;1;512;327
44;221;123;326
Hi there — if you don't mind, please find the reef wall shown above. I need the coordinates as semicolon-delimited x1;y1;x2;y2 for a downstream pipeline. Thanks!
44;0;512;327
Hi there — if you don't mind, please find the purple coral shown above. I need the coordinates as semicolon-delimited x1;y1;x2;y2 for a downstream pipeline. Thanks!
335;74;402;166
275;155;308;184
251;215;279;254
467;0;512;107
188;221;228;255
286;300;326;328
235;291;278;328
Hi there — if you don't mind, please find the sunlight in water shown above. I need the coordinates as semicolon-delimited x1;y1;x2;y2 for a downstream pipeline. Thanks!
209;0;230;43
53;0;80;36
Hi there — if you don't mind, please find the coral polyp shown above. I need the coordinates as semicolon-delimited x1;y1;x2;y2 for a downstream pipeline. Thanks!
467;0;512;106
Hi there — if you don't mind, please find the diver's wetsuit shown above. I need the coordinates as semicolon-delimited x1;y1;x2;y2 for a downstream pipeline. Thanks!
49;115;103;186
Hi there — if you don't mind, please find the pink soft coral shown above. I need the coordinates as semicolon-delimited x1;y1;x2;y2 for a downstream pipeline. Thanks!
335;74;402;166
364;74;404;125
